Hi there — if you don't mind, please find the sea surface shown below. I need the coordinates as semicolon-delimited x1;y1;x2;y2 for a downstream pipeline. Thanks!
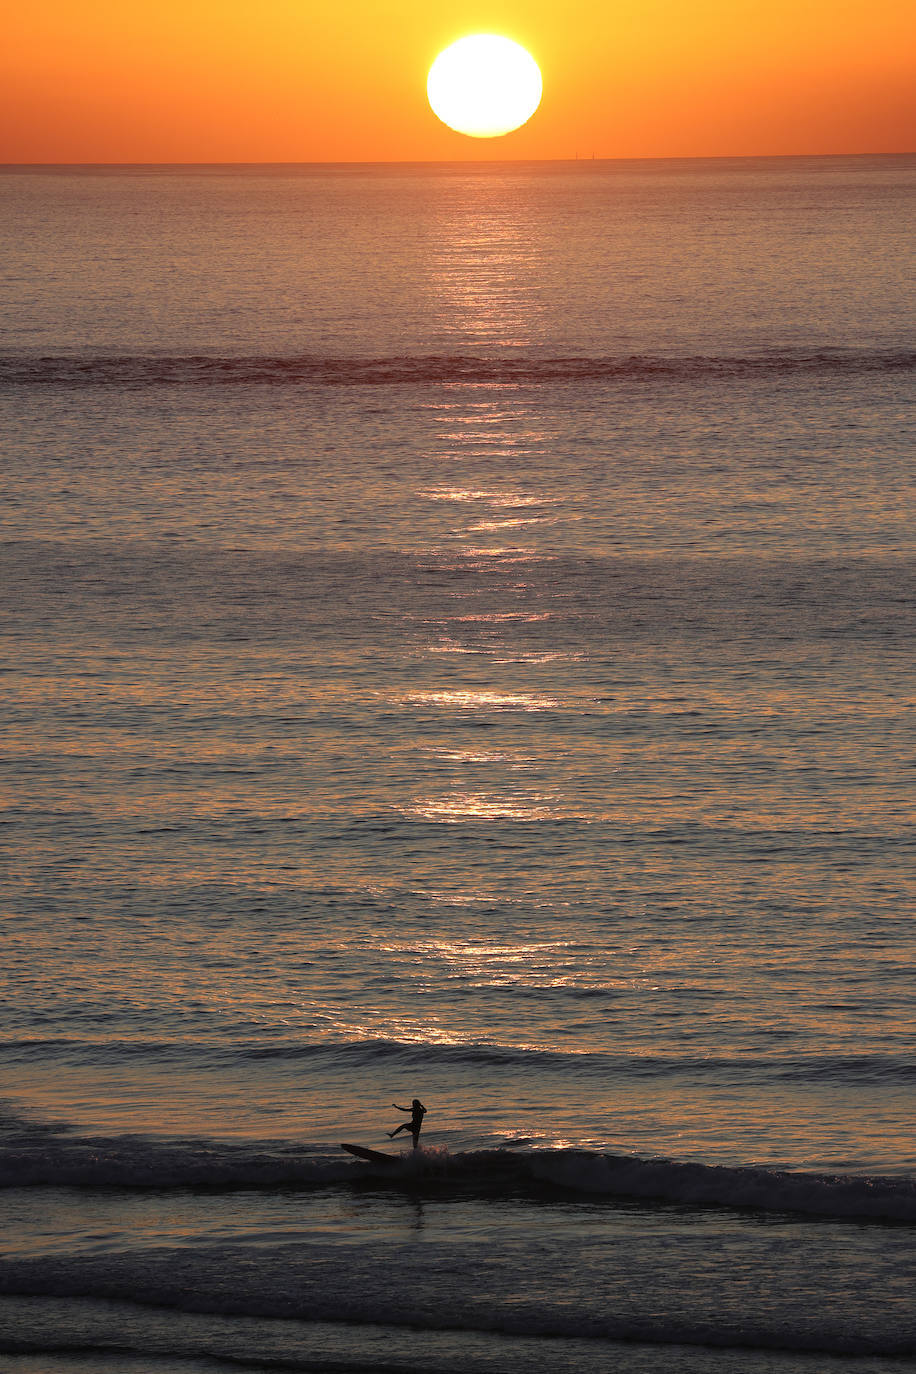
1;156;914;1373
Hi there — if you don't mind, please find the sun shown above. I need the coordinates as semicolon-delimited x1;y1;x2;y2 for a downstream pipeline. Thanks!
427;35;542;139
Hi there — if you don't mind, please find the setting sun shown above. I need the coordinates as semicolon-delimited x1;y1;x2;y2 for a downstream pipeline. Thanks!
427;35;542;139
2;1;914;158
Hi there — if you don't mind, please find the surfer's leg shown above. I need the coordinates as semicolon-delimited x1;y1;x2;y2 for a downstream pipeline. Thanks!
388;1123;408;1138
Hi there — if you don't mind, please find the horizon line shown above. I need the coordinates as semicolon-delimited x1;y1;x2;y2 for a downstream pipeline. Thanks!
2;150;915;170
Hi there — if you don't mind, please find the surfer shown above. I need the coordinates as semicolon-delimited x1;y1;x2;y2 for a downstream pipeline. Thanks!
388;1098;427;1148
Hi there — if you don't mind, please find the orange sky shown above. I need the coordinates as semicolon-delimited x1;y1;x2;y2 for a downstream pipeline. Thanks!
2;0;915;162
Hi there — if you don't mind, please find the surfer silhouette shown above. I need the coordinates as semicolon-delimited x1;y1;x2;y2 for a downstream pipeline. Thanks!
388;1098;426;1148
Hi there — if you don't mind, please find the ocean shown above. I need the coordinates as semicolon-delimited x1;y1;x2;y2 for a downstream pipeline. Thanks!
0;155;914;1373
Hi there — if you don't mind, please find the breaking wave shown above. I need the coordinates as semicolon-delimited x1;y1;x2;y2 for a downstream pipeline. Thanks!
1;1128;913;1224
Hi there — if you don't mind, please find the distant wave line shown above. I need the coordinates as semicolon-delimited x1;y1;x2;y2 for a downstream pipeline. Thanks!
3;1033;914;1084
1;349;914;387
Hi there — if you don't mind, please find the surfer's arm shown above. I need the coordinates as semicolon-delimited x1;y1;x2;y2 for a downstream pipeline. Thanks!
392;1102;409;1111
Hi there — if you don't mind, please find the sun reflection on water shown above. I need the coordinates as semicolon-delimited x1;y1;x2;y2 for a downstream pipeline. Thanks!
423;179;548;349
403;791;560;823
419;487;555;509
423;749;522;763
436;613;555;627
465;517;547;531
400;203;582;881
403;689;560;711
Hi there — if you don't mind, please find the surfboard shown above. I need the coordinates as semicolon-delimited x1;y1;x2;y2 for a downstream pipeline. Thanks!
341;1142;400;1165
